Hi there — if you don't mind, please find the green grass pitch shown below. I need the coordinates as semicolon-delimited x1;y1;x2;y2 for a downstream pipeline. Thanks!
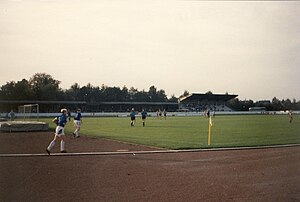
44;115;299;149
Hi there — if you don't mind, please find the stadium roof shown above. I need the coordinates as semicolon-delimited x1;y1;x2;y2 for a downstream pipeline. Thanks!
179;93;238;103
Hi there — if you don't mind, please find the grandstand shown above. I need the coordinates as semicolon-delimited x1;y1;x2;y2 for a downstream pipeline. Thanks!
179;93;238;112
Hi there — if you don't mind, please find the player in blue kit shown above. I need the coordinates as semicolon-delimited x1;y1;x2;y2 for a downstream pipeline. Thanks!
46;108;68;155
73;108;82;138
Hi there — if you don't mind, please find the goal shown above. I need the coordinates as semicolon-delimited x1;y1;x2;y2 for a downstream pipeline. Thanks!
18;104;39;121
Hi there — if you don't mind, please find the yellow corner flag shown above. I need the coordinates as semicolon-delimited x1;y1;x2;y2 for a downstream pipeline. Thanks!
208;116;213;146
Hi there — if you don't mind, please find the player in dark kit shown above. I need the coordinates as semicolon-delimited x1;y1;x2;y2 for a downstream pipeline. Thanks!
46;108;68;155
73;108;82;138
163;109;167;120
130;108;136;126
67;110;71;121
141;109;147;127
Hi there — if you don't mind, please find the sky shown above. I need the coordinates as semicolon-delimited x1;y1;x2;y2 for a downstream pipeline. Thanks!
0;0;299;101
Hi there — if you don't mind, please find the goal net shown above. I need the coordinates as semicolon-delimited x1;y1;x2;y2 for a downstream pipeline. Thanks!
18;104;39;121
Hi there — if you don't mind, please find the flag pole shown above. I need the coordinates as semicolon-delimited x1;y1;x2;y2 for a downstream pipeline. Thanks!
208;116;212;146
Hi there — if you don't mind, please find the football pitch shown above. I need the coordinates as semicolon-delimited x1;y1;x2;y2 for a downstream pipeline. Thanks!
44;114;299;149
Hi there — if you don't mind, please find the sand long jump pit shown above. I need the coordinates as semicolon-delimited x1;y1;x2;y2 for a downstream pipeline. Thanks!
0;121;48;132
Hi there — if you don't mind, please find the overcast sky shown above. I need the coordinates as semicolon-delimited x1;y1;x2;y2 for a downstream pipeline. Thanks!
0;0;299;101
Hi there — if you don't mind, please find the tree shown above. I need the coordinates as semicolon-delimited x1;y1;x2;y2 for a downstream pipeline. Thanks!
241;99;254;111
135;90;149;102
77;83;101;102
65;83;81;101
271;97;283;111
227;98;242;111
103;87;123;101
0;79;33;100
121;86;129;101
128;87;138;101
157;89;168;102
0;81;16;100
29;73;61;100
148;85;158;101
179;90;189;98
168;94;178;102
147;85;167;102
282;99;293;110
14;79;33;100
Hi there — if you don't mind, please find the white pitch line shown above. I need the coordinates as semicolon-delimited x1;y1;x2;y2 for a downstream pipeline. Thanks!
0;144;300;157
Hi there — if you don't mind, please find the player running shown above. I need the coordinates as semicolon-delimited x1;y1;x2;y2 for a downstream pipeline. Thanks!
73;108;82;138
46;108;68;155
141;109;147;127
130;108;136;126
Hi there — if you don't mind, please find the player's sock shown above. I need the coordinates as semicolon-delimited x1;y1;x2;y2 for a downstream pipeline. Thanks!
47;140;55;151
60;140;65;151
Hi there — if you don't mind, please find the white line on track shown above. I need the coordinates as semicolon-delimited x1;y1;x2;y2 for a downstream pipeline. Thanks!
0;144;299;157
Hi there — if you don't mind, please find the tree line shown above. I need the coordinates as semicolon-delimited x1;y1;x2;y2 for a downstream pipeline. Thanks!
0;73;177;103
0;73;299;111
227;97;300;111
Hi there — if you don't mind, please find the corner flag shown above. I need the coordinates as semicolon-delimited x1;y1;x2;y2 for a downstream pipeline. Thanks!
208;116;213;146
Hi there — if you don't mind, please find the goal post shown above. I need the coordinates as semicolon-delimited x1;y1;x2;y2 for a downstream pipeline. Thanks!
18;104;39;121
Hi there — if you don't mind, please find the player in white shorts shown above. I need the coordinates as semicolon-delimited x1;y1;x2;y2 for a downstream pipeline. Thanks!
73;108;82;138
46;108;68;155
